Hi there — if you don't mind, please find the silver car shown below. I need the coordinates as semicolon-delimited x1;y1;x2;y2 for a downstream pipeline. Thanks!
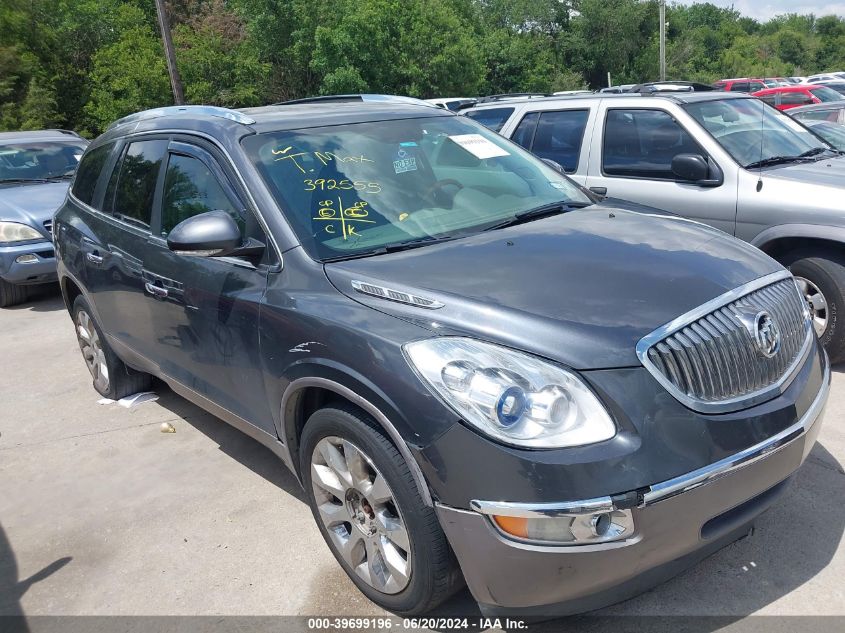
464;92;845;363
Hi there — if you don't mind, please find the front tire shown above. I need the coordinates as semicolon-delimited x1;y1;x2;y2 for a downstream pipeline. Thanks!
300;405;462;615
72;295;153;399
787;251;845;364
0;279;27;308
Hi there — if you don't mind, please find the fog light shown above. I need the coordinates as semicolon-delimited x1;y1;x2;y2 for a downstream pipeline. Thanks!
492;509;634;545
15;254;38;264
492;515;575;543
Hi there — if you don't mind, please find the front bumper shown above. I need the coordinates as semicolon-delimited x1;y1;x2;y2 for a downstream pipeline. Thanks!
436;357;830;615
0;241;57;284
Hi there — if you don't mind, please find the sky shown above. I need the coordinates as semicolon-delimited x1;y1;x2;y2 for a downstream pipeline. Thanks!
675;1;845;22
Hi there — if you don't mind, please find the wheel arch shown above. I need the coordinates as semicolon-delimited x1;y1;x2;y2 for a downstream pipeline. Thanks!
279;372;434;508
751;224;845;263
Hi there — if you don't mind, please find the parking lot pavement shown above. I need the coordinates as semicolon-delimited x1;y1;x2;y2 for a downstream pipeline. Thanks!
1;287;843;621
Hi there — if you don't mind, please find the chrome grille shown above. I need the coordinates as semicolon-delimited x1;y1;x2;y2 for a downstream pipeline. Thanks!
638;272;813;413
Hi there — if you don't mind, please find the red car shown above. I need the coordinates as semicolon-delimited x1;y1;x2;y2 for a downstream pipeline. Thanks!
713;78;767;92
752;85;844;110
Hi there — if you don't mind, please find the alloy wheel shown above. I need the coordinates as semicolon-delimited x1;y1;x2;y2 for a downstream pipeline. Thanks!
310;436;411;594
795;276;828;337
76;309;110;393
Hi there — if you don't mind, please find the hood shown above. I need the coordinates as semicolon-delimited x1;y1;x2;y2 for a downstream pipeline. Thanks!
324;205;782;370
760;154;845;189
0;181;69;237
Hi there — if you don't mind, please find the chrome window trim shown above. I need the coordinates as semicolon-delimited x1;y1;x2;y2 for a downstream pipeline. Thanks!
636;270;814;413
469;356;829;518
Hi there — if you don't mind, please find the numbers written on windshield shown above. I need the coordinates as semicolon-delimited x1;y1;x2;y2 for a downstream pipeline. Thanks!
303;178;381;193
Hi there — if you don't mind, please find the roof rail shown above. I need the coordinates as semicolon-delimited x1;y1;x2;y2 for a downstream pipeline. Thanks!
272;94;437;108
50;129;83;137
107;105;256;131
477;93;550;103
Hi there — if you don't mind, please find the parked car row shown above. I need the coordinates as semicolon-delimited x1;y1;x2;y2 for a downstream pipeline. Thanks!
0;90;837;618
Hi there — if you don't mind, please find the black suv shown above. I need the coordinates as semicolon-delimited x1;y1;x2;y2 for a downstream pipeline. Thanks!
55;99;830;616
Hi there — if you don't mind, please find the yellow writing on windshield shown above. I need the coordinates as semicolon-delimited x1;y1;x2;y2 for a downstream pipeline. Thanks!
312;198;376;240
272;147;374;174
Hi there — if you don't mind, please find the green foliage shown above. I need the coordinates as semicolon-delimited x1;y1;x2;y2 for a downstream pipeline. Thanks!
84;5;171;132
4;0;845;135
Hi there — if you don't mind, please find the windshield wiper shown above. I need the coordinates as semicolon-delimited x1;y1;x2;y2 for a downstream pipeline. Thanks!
0;177;51;184
321;235;458;262
482;201;592;232
744;150;827;170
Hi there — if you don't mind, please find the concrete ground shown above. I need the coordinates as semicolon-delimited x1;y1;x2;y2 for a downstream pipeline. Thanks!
1;286;843;623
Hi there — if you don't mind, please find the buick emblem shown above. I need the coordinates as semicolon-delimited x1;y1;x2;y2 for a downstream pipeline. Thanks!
754;311;781;358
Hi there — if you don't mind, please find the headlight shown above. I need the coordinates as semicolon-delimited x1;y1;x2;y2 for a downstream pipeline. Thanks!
404;338;615;448
0;221;43;244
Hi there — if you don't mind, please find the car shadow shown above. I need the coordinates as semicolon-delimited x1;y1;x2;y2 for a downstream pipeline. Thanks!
832;360;844;374
427;442;844;630
0;520;72;630
150;381;307;504
3;284;64;313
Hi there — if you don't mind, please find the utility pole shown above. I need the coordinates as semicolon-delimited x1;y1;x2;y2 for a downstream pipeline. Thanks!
659;0;666;81
154;0;185;105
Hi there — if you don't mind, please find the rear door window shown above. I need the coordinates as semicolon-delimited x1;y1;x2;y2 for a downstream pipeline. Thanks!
602;109;702;180
464;107;515;132
530;110;590;173
104;139;168;230
511;112;539;149
730;82;750;92
72;142;113;206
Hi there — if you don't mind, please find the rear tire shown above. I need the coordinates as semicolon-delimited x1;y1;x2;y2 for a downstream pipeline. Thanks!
72;295;153;399
0;279;28;308
300;404;463;615
786;250;845;364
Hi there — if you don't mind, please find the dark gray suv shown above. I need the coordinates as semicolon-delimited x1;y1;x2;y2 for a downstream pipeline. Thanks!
55;100;830;616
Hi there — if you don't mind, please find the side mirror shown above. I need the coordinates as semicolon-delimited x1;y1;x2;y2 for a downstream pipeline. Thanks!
672;153;712;183
167;210;264;261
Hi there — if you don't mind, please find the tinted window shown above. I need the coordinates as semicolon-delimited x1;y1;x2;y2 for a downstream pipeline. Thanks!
782;91;814;106
161;153;241;236
107;140;167;229
809;86;843;102
464;107;515;132
511;112;539;149
730;82;749;92
531;110;589;173
750;82;766;92
603;109;701;180
758;95;778;106
72;143;112;206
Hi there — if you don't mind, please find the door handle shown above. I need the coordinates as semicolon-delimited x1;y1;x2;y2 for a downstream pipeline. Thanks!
589;186;607;196
144;282;168;299
86;252;104;266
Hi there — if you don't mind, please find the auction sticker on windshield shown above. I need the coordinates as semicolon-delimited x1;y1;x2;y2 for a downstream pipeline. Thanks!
448;134;510;159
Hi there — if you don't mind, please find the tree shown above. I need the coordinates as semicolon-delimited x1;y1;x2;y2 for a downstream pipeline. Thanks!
19;76;62;130
84;5;171;131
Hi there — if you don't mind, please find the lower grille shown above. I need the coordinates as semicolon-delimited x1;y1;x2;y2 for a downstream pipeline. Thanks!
637;272;813;413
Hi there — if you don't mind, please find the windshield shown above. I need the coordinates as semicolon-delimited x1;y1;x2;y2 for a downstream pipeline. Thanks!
684;98;831;168
242;116;590;261
0;141;87;183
